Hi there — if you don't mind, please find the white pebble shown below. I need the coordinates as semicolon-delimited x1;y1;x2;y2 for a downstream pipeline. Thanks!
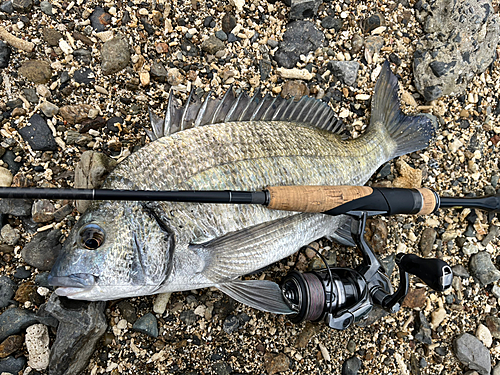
59;40;73;55
449;138;463;153
0;166;13;187
25;324;50;371
318;343;330;362
276;67;314;80
116;319;128;330
430;306;446;329
153;292;171;314
476;324;493;347
194;305;206;317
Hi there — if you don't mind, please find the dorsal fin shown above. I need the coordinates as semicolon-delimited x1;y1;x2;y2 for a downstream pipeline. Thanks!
148;87;344;141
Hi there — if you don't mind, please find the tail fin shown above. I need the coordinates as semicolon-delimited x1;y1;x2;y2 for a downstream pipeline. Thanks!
371;61;438;159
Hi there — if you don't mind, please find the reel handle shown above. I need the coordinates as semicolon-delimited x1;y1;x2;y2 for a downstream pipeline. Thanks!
396;253;453;292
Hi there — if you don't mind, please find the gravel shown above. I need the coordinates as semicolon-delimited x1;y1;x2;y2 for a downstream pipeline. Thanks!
0;0;499;374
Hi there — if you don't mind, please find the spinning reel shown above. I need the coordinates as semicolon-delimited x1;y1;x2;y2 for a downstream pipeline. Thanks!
281;211;454;330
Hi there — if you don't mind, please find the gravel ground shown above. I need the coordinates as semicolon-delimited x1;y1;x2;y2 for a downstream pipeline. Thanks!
1;0;500;374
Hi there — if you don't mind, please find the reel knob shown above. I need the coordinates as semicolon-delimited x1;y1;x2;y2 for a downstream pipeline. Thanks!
396;253;453;292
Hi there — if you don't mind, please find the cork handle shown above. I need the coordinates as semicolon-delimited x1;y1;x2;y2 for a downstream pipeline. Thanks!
266;185;374;213
416;188;438;215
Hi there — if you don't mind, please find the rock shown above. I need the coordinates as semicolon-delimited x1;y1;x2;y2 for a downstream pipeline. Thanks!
364;36;384;63
463;242;479;256
485;315;500;339
295;322;320;348
32;199;55;223
281;80;309;99
13;267;31;279
42;28;62;46
277;67;314;80
365;218;388;254
0;335;23;358
116;301;137;324
21;229;61;271
221;12;236;34
0;1;13;14
275;21;324;68
0;167;12;187
329;61;359;86
215;30;228;41
342;356;362;375
66;130;92;146
321;16;343;31
223;314;239;333
0;307;40;342
430;305;447;329
0;277;15;309
45;294;107;375
90;7;111;32
166;68;184;86
264;352;290;375
150;61;168;82
14;282;44;306
132;313;158;338
40;100;59;117
414;311;432;345
414;0;499;101
25;324;50;370
152;292;171;315
402;288;426;309
213;361;232;375
179;310;198;326
481;225;499;247
393;159;422;189
420;227;436;256
0;355;26;374
363;13;385;33
101;34;130;75
74;151;117;212
493;364;500;375
469;251;500;286
452;264;469;278
1;224;18;245
476;324;493;348
0;41;11;68
19;114;58;151
453;333;491;375
39;0;52;15
12;0;31;12
290;0;322;20
74;68;95;84
19;60;52;84
201;35;225;55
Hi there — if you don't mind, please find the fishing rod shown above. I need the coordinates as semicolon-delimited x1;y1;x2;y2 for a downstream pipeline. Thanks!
1;185;498;330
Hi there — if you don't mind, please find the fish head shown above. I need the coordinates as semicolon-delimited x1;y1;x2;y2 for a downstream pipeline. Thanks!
49;201;174;300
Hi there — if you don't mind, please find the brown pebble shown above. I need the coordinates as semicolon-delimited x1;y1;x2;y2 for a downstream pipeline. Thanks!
14;282;45;306
155;43;169;53
459;109;469;118
280;80;309;100
264;352;290;375
402;288;426;309
295;322;320;348
0;335;23;358
11;107;26;117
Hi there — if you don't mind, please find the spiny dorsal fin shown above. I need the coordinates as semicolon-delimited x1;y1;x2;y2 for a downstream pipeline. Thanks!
148;87;343;141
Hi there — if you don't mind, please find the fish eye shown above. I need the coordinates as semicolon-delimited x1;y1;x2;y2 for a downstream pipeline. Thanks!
79;224;105;250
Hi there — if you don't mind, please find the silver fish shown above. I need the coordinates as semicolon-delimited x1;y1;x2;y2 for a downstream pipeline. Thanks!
48;62;437;314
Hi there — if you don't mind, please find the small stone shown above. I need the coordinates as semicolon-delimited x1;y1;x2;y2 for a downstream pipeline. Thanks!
0;41;11;68
329;61;359;86
0;224;18;245
21;229;62;271
414;311;432;345
59;104;94;125
0;335;23;359
0;1;13;14
215;30;228;41
12;0;31;13
420;227;436;256
152;292;171;315
32;199;55;223
13;267;31;279
223;314;239;333
14;282;44;305
264;352;290;375
179;310;198;326
321;16;343;31
150;62;168;82
290;0;321;20
166;68;183;86
463;242;479;256
476;324;493;348
213;361;232;375
452;264;470;278
342;356;362;375
453;333;491;375
281;80;309;99
201;35;225;55
0;355;26;374
221;13;236;34
39;0;52;15
116;301;137;324
90;7;111;32
101;34;130;75
42;28;62;46
363;13;385;34
19;114;58;151
25;324;49;371
0;167;12;187
295;322;320;348
430;306;447;329
40;101;59;117
74;68;95;85
132;313;158;338
277;67;313;80
481;225;499;247
392;159;422;189
402;288;426;309
351;34;364;54
485;315;500;339
0;307;40;342
469;251;500;286
0;276;15;309
19;60;52;84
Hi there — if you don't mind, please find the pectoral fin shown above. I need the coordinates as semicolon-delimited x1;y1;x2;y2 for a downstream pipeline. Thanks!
217;279;294;315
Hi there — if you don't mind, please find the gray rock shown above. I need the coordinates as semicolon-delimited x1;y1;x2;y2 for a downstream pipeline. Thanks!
45;294;107;375
66;130;92;146
150;61;168;83
362;13;385;33
215;30;228;41
321;16;343;31
274;21;324;68
223;314;240;333
452;264;470;278
53;204;73;222
117;301;137;324
221;12;236;34
179;310;198;326
0;1;13;13
481;225;499;247
132;313;158;338
19;60;52;84
329;61;359;86
40;101;59;117
1;224;18;245
453;333;491;375
19;114;58;151
290;0;322;20
12;0;31;12
0;276;15;308
414;0;500;101
42;28;62;47
21;229;62;271
342;356;362;375
469;251;500;286
420;227;436;256
201;35;225;55
0;307;40;342
39;0;52;15
0;199;31;216
0;41;11;68
100;34;130;75
0;355;26;374
213;361;232;375
493;363;500;375
485;315;500;339
414;311;432;345
90;7;111;32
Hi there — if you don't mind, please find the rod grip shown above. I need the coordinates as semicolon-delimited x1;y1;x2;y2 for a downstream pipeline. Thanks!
265;186;374;213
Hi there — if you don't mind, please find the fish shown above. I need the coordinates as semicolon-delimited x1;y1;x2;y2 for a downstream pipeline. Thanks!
48;62;437;314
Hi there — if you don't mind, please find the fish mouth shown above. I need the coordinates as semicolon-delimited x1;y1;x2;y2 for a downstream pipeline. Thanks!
48;273;98;299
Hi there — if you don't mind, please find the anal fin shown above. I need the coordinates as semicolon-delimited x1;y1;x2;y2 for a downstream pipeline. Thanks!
217;279;294;315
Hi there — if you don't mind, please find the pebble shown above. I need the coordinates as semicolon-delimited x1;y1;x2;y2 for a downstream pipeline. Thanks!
223;314;239;333
25;324;50;371
221;12;236;34
19;60;52;84
481;225;499;247
393;159;422;189
166;68;183;86
281;80;309;99
0;307;40;342
215;30;228;41
295;322;320;348
329;61;359;86
12;0;31;13
180;310;198;326
0;335;23;358
0;41;11;68
485;315;500;339
40;100;59;117
32;199;55;223
276;67;313;80
100;34;130;76
402;287;426;309
419;227;436;256
132;313;158;338
0;224;18;245
453;333;491;375
39;0;52;15
0;167;12;187
321;16;343;31
363;12;385;33
201;35;225;55
476;324;493;348
12;267;31;280
19;114;58;151
74;68;95;84
263;352;290;375
0;276;15;308
290;0;321;20
430;304;447;329
342;356;362;375
415;311;432;345
0;355;26;374
469;251;500;286
90;7;111;32
116;301;137;324
21;229;62;271
152;292;171;315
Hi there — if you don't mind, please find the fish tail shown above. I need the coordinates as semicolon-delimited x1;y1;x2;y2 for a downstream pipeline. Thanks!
371;61;438;159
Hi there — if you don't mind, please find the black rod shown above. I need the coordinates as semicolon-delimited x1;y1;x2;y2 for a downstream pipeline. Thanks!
439;195;500;213
0;187;269;205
